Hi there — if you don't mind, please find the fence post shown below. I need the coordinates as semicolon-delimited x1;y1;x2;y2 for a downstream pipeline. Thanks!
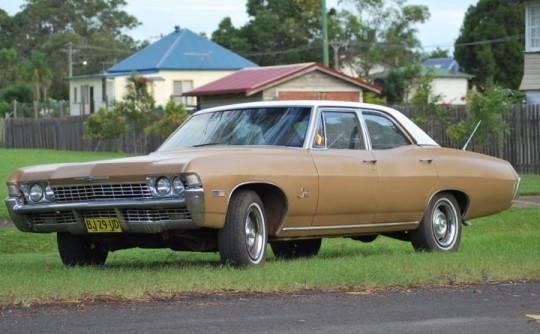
13;100;17;118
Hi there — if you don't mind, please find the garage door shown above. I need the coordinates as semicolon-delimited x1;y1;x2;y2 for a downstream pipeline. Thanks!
278;91;360;102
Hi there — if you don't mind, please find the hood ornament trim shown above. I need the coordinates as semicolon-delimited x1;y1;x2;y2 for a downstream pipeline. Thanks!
74;176;110;182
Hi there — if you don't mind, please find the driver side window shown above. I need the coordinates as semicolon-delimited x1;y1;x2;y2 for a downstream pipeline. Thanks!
314;111;365;150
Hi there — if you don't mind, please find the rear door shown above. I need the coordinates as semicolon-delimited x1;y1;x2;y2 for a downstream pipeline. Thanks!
362;111;438;223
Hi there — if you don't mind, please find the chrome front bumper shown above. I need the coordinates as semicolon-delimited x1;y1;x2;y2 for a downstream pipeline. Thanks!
5;188;205;234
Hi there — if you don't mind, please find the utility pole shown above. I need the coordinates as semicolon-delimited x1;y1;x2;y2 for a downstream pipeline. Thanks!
68;42;73;77
329;40;346;70
321;0;329;67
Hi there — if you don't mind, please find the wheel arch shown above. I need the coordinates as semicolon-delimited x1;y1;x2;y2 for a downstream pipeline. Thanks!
229;182;288;237
430;189;470;220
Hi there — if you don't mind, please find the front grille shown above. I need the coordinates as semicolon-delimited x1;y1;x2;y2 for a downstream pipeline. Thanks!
23;212;77;225
23;208;192;227
52;183;152;202
122;208;192;223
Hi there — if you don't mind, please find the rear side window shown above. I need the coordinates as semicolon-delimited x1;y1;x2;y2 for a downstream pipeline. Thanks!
363;113;410;149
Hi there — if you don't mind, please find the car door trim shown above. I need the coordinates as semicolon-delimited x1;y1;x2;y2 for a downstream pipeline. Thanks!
281;221;418;232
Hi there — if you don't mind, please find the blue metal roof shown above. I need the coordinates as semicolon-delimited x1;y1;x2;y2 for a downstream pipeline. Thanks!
108;27;258;73
422;58;461;72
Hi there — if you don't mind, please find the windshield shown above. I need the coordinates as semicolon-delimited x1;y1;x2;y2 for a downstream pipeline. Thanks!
158;106;312;151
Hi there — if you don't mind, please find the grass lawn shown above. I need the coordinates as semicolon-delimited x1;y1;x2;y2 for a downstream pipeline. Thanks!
0;207;539;306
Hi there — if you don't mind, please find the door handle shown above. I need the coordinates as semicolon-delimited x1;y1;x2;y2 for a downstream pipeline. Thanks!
420;158;433;164
363;159;377;165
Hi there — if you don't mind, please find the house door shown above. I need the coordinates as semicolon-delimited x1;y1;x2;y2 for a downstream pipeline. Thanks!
90;86;95;114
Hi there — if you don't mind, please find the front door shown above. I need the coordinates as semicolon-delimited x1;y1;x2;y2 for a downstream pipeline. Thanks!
310;110;379;226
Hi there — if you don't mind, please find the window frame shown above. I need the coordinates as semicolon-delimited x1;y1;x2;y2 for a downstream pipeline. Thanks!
311;108;367;150
527;3;540;52
361;110;413;150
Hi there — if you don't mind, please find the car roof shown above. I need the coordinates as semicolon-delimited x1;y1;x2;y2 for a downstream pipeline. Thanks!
193;100;439;147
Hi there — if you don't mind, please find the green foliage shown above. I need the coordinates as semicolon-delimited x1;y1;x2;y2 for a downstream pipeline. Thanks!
423;47;450;60
363;92;386;105
447;80;511;149
454;0;524;89
336;0;430;76
381;64;421;104
0;100;11;117
0;48;20;87
3;0;141;98
409;70;447;126
0;84;33;103
145;101;189;140
84;108;129;148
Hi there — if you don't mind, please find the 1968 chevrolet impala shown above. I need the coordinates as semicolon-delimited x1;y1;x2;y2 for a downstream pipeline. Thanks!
5;101;520;267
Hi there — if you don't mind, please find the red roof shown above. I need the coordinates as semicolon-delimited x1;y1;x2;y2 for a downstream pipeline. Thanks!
184;62;382;96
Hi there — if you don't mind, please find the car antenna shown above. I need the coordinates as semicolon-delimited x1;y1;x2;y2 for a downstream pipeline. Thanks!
461;120;481;151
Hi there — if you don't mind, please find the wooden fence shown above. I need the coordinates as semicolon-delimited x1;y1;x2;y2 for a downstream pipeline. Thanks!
3;116;162;154
1;105;539;173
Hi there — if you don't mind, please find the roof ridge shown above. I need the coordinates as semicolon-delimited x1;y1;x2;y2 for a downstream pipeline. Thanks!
156;30;185;68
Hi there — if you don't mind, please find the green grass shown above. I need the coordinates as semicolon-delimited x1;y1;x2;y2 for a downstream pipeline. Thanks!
0;149;131;219
0;207;538;306
519;174;540;196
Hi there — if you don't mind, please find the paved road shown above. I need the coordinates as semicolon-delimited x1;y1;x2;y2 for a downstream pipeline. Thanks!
1;282;539;334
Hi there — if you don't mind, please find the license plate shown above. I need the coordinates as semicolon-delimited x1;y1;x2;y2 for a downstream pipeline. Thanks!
84;217;123;233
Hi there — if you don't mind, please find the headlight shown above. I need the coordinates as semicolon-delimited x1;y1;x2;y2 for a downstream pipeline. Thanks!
156;177;172;196
29;183;44;202
45;185;55;201
172;177;185;194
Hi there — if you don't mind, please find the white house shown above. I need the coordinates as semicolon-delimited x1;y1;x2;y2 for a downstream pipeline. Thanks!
520;0;540;103
68;26;257;115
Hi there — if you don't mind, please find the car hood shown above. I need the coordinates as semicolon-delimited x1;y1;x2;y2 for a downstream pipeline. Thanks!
6;146;304;184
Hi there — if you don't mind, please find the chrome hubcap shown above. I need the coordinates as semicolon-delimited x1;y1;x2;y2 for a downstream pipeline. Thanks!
431;199;457;249
245;204;265;261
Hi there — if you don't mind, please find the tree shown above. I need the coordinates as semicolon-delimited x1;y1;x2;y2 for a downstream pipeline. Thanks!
454;0;524;89
409;69;447;126
84;108;129;151
21;50;52;117
424;47;450;60
380;64;421;104
447;80;512;151
338;0;430;77
7;0;142;98
145;101;189;140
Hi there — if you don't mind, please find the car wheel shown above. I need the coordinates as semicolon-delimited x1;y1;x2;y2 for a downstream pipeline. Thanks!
270;239;322;259
411;193;462;252
57;233;108;266
218;190;267;267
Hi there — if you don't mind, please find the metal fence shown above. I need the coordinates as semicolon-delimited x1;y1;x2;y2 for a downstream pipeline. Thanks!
1;105;539;173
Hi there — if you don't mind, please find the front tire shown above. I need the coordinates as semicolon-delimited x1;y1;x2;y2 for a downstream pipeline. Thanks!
218;190;267;267
411;193;462;252
270;239;322;259
57;233;108;266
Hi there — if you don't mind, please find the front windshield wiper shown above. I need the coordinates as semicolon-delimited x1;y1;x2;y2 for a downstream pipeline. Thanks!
192;142;222;147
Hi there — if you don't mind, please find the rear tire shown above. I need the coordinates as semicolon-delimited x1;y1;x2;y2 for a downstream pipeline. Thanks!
57;233;108;266
270;239;322;259
411;193;462;252
218;190;267;267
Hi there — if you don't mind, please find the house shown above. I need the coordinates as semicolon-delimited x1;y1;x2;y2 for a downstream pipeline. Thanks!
371;61;473;105
184;63;383;110
68;26;257;116
520;0;540;103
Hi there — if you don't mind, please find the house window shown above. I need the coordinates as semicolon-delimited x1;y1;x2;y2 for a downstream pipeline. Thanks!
81;85;89;104
528;5;540;51
172;80;195;106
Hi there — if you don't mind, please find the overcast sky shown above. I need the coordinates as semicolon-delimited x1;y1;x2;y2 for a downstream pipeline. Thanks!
2;0;477;52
